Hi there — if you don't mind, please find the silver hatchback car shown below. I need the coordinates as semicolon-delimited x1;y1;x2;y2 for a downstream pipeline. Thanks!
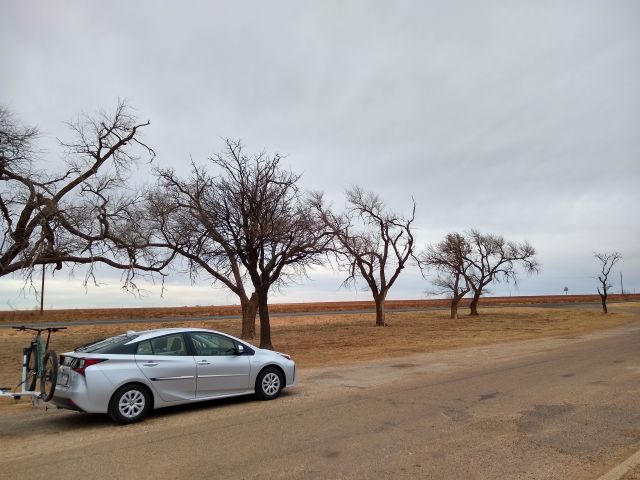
51;327;296;423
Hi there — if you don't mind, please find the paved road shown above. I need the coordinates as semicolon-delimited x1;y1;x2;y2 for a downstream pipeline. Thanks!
1;323;640;479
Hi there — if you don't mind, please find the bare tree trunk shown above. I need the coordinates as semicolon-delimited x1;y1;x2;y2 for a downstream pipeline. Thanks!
469;290;481;316
374;292;387;326
598;289;608;314
594;252;621;314
450;297;460;319
240;292;258;339
257;288;273;350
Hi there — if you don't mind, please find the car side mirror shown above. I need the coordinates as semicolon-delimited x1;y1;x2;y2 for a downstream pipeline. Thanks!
235;344;245;355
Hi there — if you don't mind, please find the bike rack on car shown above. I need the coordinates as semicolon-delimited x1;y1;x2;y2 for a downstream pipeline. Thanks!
0;346;45;400
1;325;66;405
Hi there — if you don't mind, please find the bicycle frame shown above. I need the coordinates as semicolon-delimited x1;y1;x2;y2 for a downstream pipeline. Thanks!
0;326;65;401
33;329;51;376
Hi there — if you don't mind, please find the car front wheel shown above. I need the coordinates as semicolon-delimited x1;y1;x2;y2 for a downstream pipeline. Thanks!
109;384;151;424
255;367;283;400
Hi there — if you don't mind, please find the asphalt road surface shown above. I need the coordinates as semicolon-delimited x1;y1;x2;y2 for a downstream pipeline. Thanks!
1;323;640;479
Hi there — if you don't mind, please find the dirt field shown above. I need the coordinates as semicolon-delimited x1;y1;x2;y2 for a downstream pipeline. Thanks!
2;300;639;409
622;466;640;480
1;294;638;324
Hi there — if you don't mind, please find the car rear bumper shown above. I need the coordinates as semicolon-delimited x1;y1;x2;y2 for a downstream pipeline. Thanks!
51;365;111;413
50;394;85;412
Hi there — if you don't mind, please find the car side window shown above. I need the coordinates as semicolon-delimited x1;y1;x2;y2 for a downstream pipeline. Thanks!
136;340;153;355
190;333;236;356
136;334;189;356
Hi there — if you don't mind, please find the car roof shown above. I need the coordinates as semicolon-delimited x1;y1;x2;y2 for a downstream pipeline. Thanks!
127;327;232;343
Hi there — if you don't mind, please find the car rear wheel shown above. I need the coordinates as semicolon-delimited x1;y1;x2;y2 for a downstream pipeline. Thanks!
255;367;283;400
109;384;151;424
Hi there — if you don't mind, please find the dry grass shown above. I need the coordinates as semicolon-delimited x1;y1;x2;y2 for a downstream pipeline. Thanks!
2;294;638;324
274;304;640;367
621;465;640;480
1;302;638;394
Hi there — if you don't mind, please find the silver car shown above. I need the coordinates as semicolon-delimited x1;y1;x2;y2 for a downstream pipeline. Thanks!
51;327;296;424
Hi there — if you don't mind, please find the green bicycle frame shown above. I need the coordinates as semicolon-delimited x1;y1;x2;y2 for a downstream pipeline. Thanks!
2;325;65;401
34;332;46;376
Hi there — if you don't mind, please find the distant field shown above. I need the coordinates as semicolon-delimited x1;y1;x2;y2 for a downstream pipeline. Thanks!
1;293;638;324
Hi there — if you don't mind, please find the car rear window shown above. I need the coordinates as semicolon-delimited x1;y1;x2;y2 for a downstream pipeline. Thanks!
74;333;140;354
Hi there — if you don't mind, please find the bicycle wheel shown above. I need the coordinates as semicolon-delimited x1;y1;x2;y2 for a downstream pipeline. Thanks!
40;351;59;402
24;346;38;391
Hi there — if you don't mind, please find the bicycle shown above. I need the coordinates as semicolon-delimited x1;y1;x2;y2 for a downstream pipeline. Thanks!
0;326;66;403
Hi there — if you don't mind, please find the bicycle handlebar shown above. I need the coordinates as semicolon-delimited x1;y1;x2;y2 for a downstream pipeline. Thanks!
11;326;67;333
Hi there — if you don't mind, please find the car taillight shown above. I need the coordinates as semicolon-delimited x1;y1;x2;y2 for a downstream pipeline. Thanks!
278;353;292;360
72;358;107;376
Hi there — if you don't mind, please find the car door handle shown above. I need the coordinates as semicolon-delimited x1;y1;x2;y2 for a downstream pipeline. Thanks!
142;362;159;367
197;360;211;365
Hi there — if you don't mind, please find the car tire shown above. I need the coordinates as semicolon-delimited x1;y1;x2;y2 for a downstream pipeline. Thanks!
255;367;283;400
108;384;152;424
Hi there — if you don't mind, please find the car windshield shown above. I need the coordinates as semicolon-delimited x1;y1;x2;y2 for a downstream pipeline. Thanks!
75;333;139;353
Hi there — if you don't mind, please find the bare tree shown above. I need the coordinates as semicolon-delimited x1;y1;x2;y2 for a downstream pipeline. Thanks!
463;229;540;316
203;140;328;349
594;251;622;313
312;187;415;326
144;163;259;339
0;102;172;290
417;233;472;319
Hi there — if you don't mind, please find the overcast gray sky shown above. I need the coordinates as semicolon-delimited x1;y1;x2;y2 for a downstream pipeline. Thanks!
1;0;638;309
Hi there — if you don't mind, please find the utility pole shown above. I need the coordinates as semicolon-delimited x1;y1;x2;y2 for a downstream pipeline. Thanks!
620;272;624;295
40;264;45;315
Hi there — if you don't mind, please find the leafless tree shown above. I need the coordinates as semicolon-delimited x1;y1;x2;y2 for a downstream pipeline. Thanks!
312;187;415;326
144;163;259;339
463;229;540;316
193;140;328;349
594;251;622;313
0;102;172;291
417;233;472;319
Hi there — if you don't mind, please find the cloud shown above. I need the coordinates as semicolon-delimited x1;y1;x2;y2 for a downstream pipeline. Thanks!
1;0;638;307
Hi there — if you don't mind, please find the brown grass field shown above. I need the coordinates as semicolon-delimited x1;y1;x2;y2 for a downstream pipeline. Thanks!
1;293;638;324
1;297;639;407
